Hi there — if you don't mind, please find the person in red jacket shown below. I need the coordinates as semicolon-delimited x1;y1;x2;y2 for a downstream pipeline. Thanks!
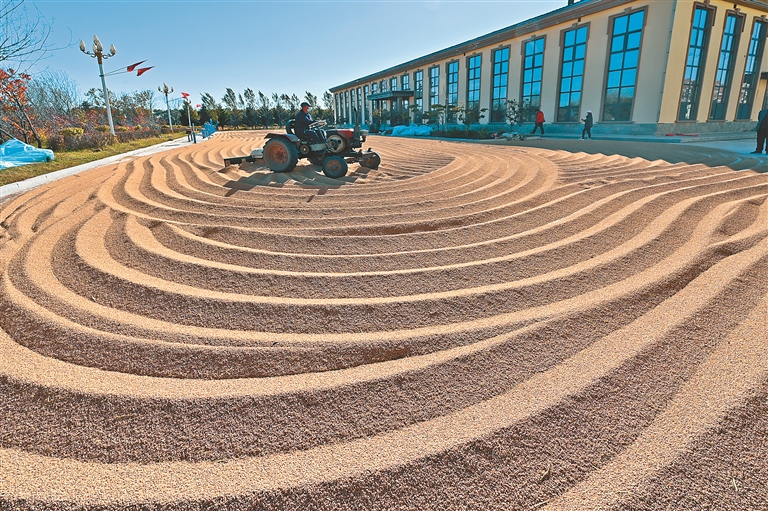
531;109;545;135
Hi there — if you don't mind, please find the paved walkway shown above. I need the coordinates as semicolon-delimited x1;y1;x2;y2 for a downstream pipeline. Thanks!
478;131;768;174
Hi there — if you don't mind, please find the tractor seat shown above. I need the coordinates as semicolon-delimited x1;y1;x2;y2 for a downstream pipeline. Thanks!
286;120;295;135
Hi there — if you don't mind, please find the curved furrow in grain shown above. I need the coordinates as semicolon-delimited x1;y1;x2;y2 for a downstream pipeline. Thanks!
1;133;767;509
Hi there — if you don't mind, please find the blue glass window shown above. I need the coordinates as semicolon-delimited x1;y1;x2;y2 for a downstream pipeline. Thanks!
522;37;545;120
491;47;510;122
446;61;459;122
467;55;482;121
603;10;645;121
558;26;588;122
679;7;712;120
429;66;439;108
414;70;423;113
736;20;767;119
709;14;741;120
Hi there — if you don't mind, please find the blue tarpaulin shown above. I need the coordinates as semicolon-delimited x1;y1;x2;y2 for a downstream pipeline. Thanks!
0;139;55;169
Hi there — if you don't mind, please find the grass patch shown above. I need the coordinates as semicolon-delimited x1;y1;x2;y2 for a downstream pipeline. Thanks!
0;133;188;187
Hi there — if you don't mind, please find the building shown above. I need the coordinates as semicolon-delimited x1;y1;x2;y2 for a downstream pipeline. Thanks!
329;0;768;136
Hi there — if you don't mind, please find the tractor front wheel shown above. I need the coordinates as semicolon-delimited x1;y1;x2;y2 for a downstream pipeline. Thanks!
322;156;348;178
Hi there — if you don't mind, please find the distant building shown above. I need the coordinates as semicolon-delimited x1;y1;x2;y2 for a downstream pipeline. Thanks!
330;0;768;136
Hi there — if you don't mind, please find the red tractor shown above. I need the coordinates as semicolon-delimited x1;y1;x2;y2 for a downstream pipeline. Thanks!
224;119;381;178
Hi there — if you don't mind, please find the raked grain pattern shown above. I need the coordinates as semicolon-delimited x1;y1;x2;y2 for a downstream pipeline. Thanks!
0;131;766;510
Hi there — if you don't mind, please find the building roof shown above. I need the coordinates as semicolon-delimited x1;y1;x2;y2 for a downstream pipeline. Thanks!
330;0;627;93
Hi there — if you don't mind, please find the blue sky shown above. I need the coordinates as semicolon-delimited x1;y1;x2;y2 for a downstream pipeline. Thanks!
27;0;562;107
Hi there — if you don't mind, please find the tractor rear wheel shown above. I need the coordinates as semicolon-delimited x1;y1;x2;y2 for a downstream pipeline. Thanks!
263;138;299;173
322;156;348;178
326;134;348;154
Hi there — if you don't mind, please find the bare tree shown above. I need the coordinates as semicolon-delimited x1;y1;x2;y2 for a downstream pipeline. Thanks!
0;0;55;67
27;70;80;116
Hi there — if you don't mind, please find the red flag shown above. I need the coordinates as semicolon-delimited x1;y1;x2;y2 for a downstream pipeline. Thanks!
126;60;146;72
136;66;154;76
181;92;190;98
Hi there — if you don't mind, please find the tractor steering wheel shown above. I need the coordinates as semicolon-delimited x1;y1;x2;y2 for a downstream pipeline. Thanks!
309;120;327;129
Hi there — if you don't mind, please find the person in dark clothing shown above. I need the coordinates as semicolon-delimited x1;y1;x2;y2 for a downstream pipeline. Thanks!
531;109;545;135
753;108;768;154
581;110;593;140
294;102;323;142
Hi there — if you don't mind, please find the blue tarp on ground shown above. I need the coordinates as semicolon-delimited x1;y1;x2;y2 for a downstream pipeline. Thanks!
0;139;55;169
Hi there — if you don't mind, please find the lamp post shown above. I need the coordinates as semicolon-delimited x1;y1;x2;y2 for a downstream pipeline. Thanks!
79;35;117;135
158;83;174;131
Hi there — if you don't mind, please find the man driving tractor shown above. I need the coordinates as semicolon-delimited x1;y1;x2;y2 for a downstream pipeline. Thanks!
294;102;323;142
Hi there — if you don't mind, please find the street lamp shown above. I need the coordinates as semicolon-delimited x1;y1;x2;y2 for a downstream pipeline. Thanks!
79;35;117;136
158;83;174;131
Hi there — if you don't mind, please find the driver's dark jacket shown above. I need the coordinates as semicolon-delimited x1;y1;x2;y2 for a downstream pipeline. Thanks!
294;110;314;138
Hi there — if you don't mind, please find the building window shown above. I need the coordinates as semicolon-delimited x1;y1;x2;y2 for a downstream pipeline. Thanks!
335;94;340;123
736;19;767;119
558;26;588;122
429;66;440;108
356;87;362;123
710;14;742;120
345;90;350;123
390;77;397;91
415;70;424;113
522;37;545;120
467;55;482;122
491;47;510;122
603;9;645;121
364;85;369;122
678;6;712;121
446;61;459;122
402;74;409;91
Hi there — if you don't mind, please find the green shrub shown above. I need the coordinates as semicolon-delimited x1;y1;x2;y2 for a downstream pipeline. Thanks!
95;125;111;132
115;126;130;132
49;132;113;152
476;127;493;139
115;129;160;143
59;127;84;137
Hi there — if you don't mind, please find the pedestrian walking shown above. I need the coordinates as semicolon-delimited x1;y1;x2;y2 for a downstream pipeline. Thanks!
581;110;593;140
753;107;768;154
531;109;545;135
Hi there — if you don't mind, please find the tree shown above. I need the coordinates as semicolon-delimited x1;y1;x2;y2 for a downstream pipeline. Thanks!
408;104;423;125
0;68;42;146
256;91;272;128
222;88;241;126
243;88;256;110
504;99;526;132
272;93;288;127
0;0;54;67
428;104;447;131
24;70;81;135
454;102;488;133
201;92;224;124
304;91;318;107
322;91;334;111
